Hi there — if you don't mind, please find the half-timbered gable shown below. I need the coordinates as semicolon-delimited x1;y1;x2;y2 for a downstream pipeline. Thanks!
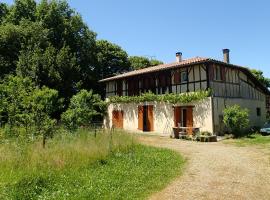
209;63;266;101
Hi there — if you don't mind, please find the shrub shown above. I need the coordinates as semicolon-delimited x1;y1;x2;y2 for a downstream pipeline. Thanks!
61;90;107;130
200;131;212;136
223;105;250;137
0;76;61;144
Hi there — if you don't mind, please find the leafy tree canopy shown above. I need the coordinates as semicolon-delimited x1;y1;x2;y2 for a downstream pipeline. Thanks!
0;75;60;139
129;56;163;70
250;69;270;88
96;40;130;79
61;89;107;130
0;0;163;100
0;0;97;100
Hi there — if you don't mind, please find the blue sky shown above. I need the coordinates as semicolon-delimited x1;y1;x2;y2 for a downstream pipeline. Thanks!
3;0;270;77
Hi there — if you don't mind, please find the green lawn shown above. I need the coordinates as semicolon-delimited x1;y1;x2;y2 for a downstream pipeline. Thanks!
224;134;270;147
0;130;185;200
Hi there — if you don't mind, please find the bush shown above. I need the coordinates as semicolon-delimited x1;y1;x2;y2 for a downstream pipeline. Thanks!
0;76;61;143
223;105;250;137
61;90;107;130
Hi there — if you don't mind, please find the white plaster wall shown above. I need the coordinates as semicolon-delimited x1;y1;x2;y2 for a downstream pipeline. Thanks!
104;97;213;135
105;103;138;131
153;102;174;135
213;97;267;134
192;97;213;133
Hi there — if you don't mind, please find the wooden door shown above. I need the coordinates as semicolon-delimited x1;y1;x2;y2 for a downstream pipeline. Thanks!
147;105;154;131
182;109;187;127
112;110;123;128
138;105;154;132
186;107;193;134
138;106;143;130
174;107;181;127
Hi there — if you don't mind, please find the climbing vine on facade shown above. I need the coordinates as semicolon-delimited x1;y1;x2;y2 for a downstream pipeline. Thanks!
108;90;211;104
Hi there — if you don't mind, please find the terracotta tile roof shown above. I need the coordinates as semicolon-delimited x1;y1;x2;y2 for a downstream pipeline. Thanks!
99;57;209;82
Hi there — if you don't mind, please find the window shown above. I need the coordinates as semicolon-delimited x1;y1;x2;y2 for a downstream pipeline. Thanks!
181;71;188;83
215;66;221;80
173;70;180;84
256;107;261;116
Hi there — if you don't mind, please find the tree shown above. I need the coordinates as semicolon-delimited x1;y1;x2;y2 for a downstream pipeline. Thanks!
129;56;163;70
30;86;60;147
250;69;270;88
96;40;130;79
150;59;163;66
0;23;23;78
61;90;107;130
0;0;98;100
0;3;8;24
95;40;130;96
0;75;60;143
6;0;37;24
17;44;80;100
223;105;250;137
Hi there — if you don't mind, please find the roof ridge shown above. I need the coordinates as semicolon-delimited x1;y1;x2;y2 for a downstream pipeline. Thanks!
100;57;211;82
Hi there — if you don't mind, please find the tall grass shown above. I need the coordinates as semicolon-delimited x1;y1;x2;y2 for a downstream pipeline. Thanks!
0;128;185;200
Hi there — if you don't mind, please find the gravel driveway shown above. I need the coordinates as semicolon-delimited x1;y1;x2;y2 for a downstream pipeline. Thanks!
138;135;270;200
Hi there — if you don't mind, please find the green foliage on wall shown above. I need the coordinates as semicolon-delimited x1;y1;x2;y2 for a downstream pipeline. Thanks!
108;90;211;104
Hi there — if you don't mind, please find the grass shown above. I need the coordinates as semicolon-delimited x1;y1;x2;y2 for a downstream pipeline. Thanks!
0;128;185;200
223;133;270;147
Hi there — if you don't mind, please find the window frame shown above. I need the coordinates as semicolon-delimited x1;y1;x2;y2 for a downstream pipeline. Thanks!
180;71;188;83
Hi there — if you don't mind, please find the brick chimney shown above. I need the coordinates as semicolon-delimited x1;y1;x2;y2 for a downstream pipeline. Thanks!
176;52;182;62
223;49;230;63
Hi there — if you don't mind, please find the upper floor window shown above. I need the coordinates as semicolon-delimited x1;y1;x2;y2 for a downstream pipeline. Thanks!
215;66;222;80
181;71;188;83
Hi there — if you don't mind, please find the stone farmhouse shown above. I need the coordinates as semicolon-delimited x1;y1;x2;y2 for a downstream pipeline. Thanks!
100;49;270;135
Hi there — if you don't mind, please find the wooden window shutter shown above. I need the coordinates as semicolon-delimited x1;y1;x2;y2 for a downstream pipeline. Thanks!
174;70;181;84
161;75;166;87
138;106;143;130
147;105;154;131
209;65;214;80
174;107;181;127
221;66;226;81
186;107;193;134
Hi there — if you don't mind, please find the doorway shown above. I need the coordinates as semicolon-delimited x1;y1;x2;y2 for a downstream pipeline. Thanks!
112;110;123;128
174;106;193;134
138;105;154;132
181;108;187;127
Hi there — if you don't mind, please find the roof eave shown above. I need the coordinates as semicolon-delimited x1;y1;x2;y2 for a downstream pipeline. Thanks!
99;59;211;82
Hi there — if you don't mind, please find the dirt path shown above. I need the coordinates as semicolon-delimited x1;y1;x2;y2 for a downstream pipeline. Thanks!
138;135;270;200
